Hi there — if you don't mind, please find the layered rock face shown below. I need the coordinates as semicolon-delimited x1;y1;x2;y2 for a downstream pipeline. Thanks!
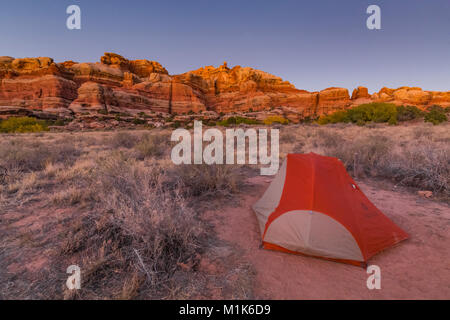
371;86;450;107
1;53;449;120
173;64;355;116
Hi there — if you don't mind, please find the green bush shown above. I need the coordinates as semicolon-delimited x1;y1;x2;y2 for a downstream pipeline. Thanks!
396;105;424;122
217;116;260;126
317;110;349;125
318;103;398;125
171;120;182;128
318;103;449;126
263;116;289;125
424;105;448;125
388;115;398;125
351;103;397;123
301;115;320;124
0;117;49;133
205;121;216;126
132;118;147;125
52;119;67;126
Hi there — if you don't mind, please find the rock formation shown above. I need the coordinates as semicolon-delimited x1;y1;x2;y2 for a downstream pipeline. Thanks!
1;53;449;121
369;86;450;107
351;86;370;100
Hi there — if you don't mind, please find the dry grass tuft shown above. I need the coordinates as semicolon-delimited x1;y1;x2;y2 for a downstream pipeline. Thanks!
134;132;169;159
172;164;240;198
280;123;450;199
0;139;80;173
108;131;139;148
58;153;207;298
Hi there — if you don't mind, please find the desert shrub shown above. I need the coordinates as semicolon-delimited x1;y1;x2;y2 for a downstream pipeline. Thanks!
134;133;169;159
109;132;139;148
172;164;239;198
319;103;448;126
54;119;67;126
45;119;69;126
424;105;448;125
315;130;345;149
132;118;147;125
317;110;349;125
388;115;398;125
413;126;433;139
0;165;7;185
350;103;397;123
318;131;449;197
383;144;449;196
396;105;424;122
204;121;217;126
60;154;205;299
325;134;393;176
280;132;297;143
54;151;243;299
217;116;260;126
0;139;80;173
0;140;47;172
0;117;49;133
263;116;289;125
301;115;320;124
318;103;398;125
171;120;182;128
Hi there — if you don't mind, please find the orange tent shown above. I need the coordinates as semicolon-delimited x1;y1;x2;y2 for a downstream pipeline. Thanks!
253;153;408;267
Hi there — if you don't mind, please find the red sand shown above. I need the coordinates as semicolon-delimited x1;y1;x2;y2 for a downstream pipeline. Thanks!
204;176;450;299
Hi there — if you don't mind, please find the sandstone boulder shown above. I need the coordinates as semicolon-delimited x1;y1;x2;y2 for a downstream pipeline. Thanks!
429;91;450;106
129;59;168;77
100;52;128;68
0;56;14;67
11;57;54;72
317;87;350;114
69;82;107;113
351;86;370;99
100;52;169;77
393;87;431;105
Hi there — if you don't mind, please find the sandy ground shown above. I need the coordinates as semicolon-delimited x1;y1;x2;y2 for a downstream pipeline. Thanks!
203;176;450;299
1;174;449;299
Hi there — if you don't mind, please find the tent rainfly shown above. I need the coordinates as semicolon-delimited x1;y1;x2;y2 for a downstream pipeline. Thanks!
252;153;408;267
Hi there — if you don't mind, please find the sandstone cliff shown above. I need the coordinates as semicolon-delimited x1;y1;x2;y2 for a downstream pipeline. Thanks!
1;53;449;120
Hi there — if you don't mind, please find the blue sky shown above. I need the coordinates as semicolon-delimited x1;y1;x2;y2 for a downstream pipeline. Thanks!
1;0;449;92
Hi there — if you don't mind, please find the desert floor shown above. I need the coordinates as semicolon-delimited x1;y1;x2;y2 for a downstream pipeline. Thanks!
0;122;449;299
203;175;449;299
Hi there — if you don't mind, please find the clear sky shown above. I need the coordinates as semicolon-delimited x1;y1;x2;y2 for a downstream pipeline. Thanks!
1;0;449;93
